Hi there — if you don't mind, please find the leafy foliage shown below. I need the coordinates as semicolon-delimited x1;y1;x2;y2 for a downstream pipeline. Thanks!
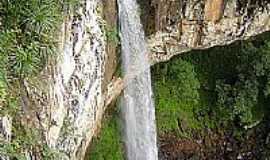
0;0;78;110
0;0;66;78
152;59;201;136
213;41;270;127
0;0;78;158
152;33;270;137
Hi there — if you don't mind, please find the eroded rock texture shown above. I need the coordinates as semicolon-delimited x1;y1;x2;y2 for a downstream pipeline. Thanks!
42;0;269;159
146;0;270;63
0;0;112;159
18;0;122;159
0;116;12;160
47;0;106;158
0;0;270;160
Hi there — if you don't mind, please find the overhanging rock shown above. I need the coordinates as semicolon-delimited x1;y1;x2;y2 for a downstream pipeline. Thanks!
146;0;270;64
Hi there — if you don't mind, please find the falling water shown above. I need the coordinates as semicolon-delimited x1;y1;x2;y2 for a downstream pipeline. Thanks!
118;0;158;160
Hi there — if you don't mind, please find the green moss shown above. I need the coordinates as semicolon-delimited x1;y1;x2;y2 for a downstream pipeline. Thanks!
88;112;124;160
105;26;119;45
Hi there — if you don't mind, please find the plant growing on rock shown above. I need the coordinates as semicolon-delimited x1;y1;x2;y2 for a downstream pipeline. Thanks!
0;0;78;158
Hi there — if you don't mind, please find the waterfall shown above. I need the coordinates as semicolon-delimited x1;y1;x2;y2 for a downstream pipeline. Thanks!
118;0;158;160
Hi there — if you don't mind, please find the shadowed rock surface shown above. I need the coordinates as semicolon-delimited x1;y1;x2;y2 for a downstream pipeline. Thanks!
0;0;269;159
144;0;270;64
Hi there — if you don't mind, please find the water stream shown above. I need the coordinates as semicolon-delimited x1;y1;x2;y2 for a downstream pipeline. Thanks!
118;0;158;160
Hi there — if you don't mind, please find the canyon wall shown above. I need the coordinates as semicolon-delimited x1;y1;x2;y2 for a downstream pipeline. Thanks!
0;0;269;159
146;0;270;63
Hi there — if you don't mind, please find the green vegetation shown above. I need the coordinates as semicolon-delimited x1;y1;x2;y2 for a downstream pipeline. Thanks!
88;109;124;160
1;0;59;78
153;60;202;137
105;26;119;44
87;33;270;158
0;0;77;113
0;122;65;160
0;0;78;158
152;34;270;136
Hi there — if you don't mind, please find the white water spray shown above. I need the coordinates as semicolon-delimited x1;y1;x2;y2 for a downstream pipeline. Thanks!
118;0;158;160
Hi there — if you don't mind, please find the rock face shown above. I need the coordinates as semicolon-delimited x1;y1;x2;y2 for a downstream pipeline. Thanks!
0;116;12;160
46;0;106;158
16;1;122;159
204;0;225;22
0;0;108;159
0;0;269;160
146;0;270;64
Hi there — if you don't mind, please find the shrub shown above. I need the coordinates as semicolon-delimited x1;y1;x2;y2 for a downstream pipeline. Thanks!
152;33;270;136
153;59;201;136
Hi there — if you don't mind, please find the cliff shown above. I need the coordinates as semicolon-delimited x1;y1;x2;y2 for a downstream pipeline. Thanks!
146;0;270;63
0;0;269;159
